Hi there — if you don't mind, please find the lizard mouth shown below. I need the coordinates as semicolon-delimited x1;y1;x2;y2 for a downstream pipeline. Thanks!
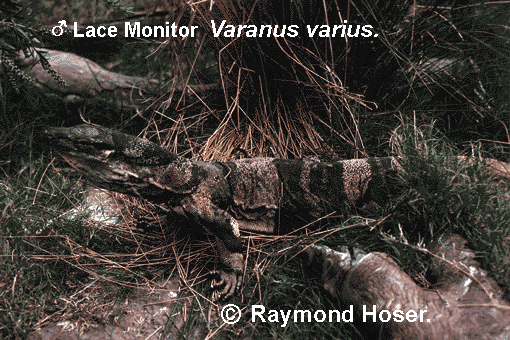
54;150;153;199
43;125;117;161
42;124;186;200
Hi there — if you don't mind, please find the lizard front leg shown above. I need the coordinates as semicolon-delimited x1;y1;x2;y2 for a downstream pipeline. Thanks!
211;237;244;298
180;193;244;299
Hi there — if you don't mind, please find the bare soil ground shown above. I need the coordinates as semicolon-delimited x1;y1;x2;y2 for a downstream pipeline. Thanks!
26;276;207;340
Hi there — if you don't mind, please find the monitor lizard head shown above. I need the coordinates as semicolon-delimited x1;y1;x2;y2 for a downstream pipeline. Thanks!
43;124;204;199
43;124;181;166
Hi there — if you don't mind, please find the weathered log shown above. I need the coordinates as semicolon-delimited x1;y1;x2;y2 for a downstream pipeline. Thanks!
9;48;217;110
305;233;510;339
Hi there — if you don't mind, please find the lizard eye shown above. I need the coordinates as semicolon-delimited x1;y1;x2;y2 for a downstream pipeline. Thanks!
97;149;114;160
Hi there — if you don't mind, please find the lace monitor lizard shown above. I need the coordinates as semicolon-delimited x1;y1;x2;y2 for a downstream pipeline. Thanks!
42;124;404;298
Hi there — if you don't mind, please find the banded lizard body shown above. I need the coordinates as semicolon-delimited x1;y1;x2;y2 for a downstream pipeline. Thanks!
43;124;401;298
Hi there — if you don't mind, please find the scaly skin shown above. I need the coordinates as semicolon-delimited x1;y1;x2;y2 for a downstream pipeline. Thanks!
44;124;401;298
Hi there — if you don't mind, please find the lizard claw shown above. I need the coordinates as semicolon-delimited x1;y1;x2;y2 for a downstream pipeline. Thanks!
209;269;241;299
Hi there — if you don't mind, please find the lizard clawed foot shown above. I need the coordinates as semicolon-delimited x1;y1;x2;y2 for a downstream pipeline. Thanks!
209;269;242;300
